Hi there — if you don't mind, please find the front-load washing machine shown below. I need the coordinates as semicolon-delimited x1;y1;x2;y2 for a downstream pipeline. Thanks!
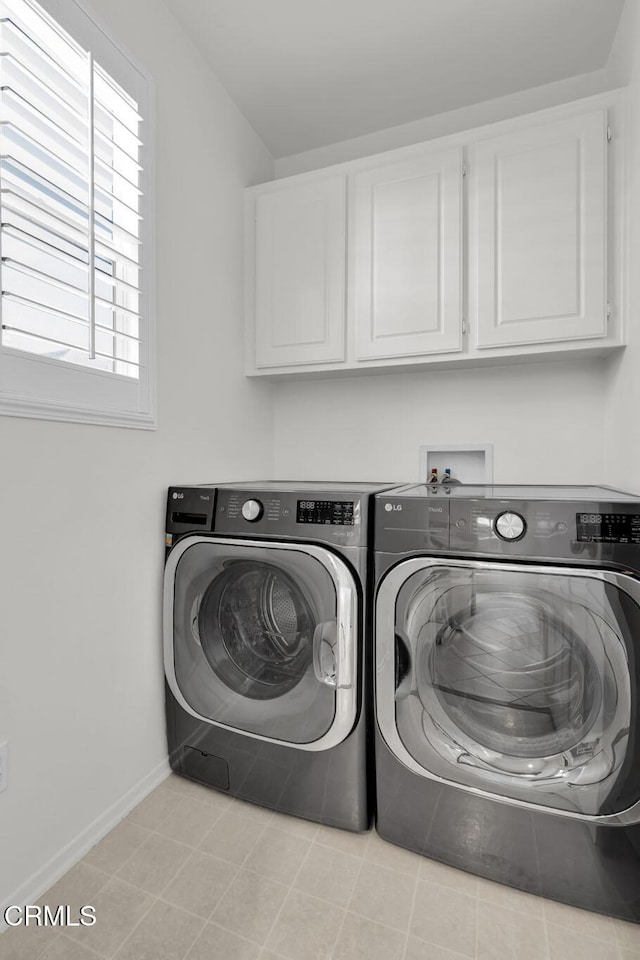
164;481;391;831
374;484;640;920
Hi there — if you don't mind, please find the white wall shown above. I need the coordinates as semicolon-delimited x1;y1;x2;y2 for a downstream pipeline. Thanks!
0;0;274;910
275;70;610;177
604;1;640;494
272;74;614;485
274;360;606;483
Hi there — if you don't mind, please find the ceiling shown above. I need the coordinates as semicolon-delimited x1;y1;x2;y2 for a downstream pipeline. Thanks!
166;0;625;158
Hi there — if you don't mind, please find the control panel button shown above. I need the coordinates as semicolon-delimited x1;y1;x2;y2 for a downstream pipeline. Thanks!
241;499;263;522
495;511;526;541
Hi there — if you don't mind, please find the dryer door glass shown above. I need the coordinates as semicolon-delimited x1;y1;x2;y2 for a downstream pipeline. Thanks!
169;542;355;744
388;564;639;817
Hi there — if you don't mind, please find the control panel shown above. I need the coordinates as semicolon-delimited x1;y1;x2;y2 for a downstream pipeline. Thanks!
296;500;354;526
449;501;612;556
376;493;640;561
576;513;640;544
213;488;366;544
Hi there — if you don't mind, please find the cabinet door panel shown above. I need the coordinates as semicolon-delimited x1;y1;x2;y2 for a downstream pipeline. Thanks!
354;148;463;360
473;110;607;349
254;176;346;368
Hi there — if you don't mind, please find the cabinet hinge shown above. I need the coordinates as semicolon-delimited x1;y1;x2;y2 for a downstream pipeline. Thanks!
462;318;468;334
462;163;468;178
607;125;613;143
607;301;612;322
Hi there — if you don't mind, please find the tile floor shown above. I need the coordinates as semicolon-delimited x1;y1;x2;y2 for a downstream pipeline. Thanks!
2;774;640;960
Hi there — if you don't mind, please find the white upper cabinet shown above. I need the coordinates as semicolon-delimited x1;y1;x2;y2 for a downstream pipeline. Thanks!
245;93;623;377
353;148;464;359
471;110;607;349
249;175;346;368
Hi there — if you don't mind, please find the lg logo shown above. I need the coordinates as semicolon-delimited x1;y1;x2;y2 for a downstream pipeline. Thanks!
384;503;402;512
172;492;184;500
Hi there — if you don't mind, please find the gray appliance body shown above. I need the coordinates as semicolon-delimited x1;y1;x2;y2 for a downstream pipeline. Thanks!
164;481;389;831
374;484;640;920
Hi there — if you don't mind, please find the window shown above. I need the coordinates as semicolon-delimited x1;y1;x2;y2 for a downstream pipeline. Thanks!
0;0;154;428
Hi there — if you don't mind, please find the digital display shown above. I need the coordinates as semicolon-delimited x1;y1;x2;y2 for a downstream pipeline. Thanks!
297;500;354;526
576;513;640;544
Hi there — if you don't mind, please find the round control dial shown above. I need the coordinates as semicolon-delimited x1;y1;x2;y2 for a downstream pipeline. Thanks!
494;511;526;541
241;499;263;522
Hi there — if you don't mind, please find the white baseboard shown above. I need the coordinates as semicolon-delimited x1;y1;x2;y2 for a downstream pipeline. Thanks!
0;757;171;933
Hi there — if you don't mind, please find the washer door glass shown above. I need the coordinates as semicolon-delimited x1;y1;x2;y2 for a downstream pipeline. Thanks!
389;563;638;817
170;542;347;744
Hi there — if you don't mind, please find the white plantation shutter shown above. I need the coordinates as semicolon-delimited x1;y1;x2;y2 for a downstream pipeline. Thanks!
0;0;154;428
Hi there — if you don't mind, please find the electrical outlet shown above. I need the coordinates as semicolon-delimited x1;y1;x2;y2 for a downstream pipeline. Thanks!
0;742;8;792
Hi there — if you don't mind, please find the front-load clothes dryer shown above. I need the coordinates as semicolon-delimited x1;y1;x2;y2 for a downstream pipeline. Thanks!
374;484;640;920
164;481;391;831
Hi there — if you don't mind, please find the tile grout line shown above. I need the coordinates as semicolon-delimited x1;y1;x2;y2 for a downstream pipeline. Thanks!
255;824;319;960
540;897;552;960
105;792;235;960
474;891;479;960
400;855;421;960
57;930;108;959
101;893;162;960
70;781;640;960
152;792;233;852
327;827;375;960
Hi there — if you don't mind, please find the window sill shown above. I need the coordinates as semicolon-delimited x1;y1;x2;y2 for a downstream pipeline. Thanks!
0;394;156;430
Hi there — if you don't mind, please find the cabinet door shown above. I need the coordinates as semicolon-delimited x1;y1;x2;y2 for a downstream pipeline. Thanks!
353;148;463;360
252;176;346;368
472;110;607;349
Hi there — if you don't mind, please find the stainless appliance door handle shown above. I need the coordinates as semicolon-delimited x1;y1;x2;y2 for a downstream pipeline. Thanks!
313;620;337;686
313;581;355;690
336;581;355;690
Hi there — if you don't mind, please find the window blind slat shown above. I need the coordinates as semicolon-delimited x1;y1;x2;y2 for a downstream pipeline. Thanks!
94;213;140;255
94;182;140;222
94;127;141;176
94;320;140;344
0;15;85;98
94;294;139;322
94;154;141;197
0;50;87;140
94;96;141;134
3;294;88;350
2;184;88;249
2;130;88;204
95;264;139;294
3;324;140;376
94;109;141;152
94;237;139;271
1;86;86;174
94;64;139;116
0;0;86;81
2;291;140;346
3;221;87;277
1;161;88;222
2;293;141;364
3;253;87;296
0;0;145;386
3;274;87;322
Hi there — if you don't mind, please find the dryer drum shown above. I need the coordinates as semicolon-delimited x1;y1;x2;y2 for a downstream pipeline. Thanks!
198;560;315;700
422;592;603;760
